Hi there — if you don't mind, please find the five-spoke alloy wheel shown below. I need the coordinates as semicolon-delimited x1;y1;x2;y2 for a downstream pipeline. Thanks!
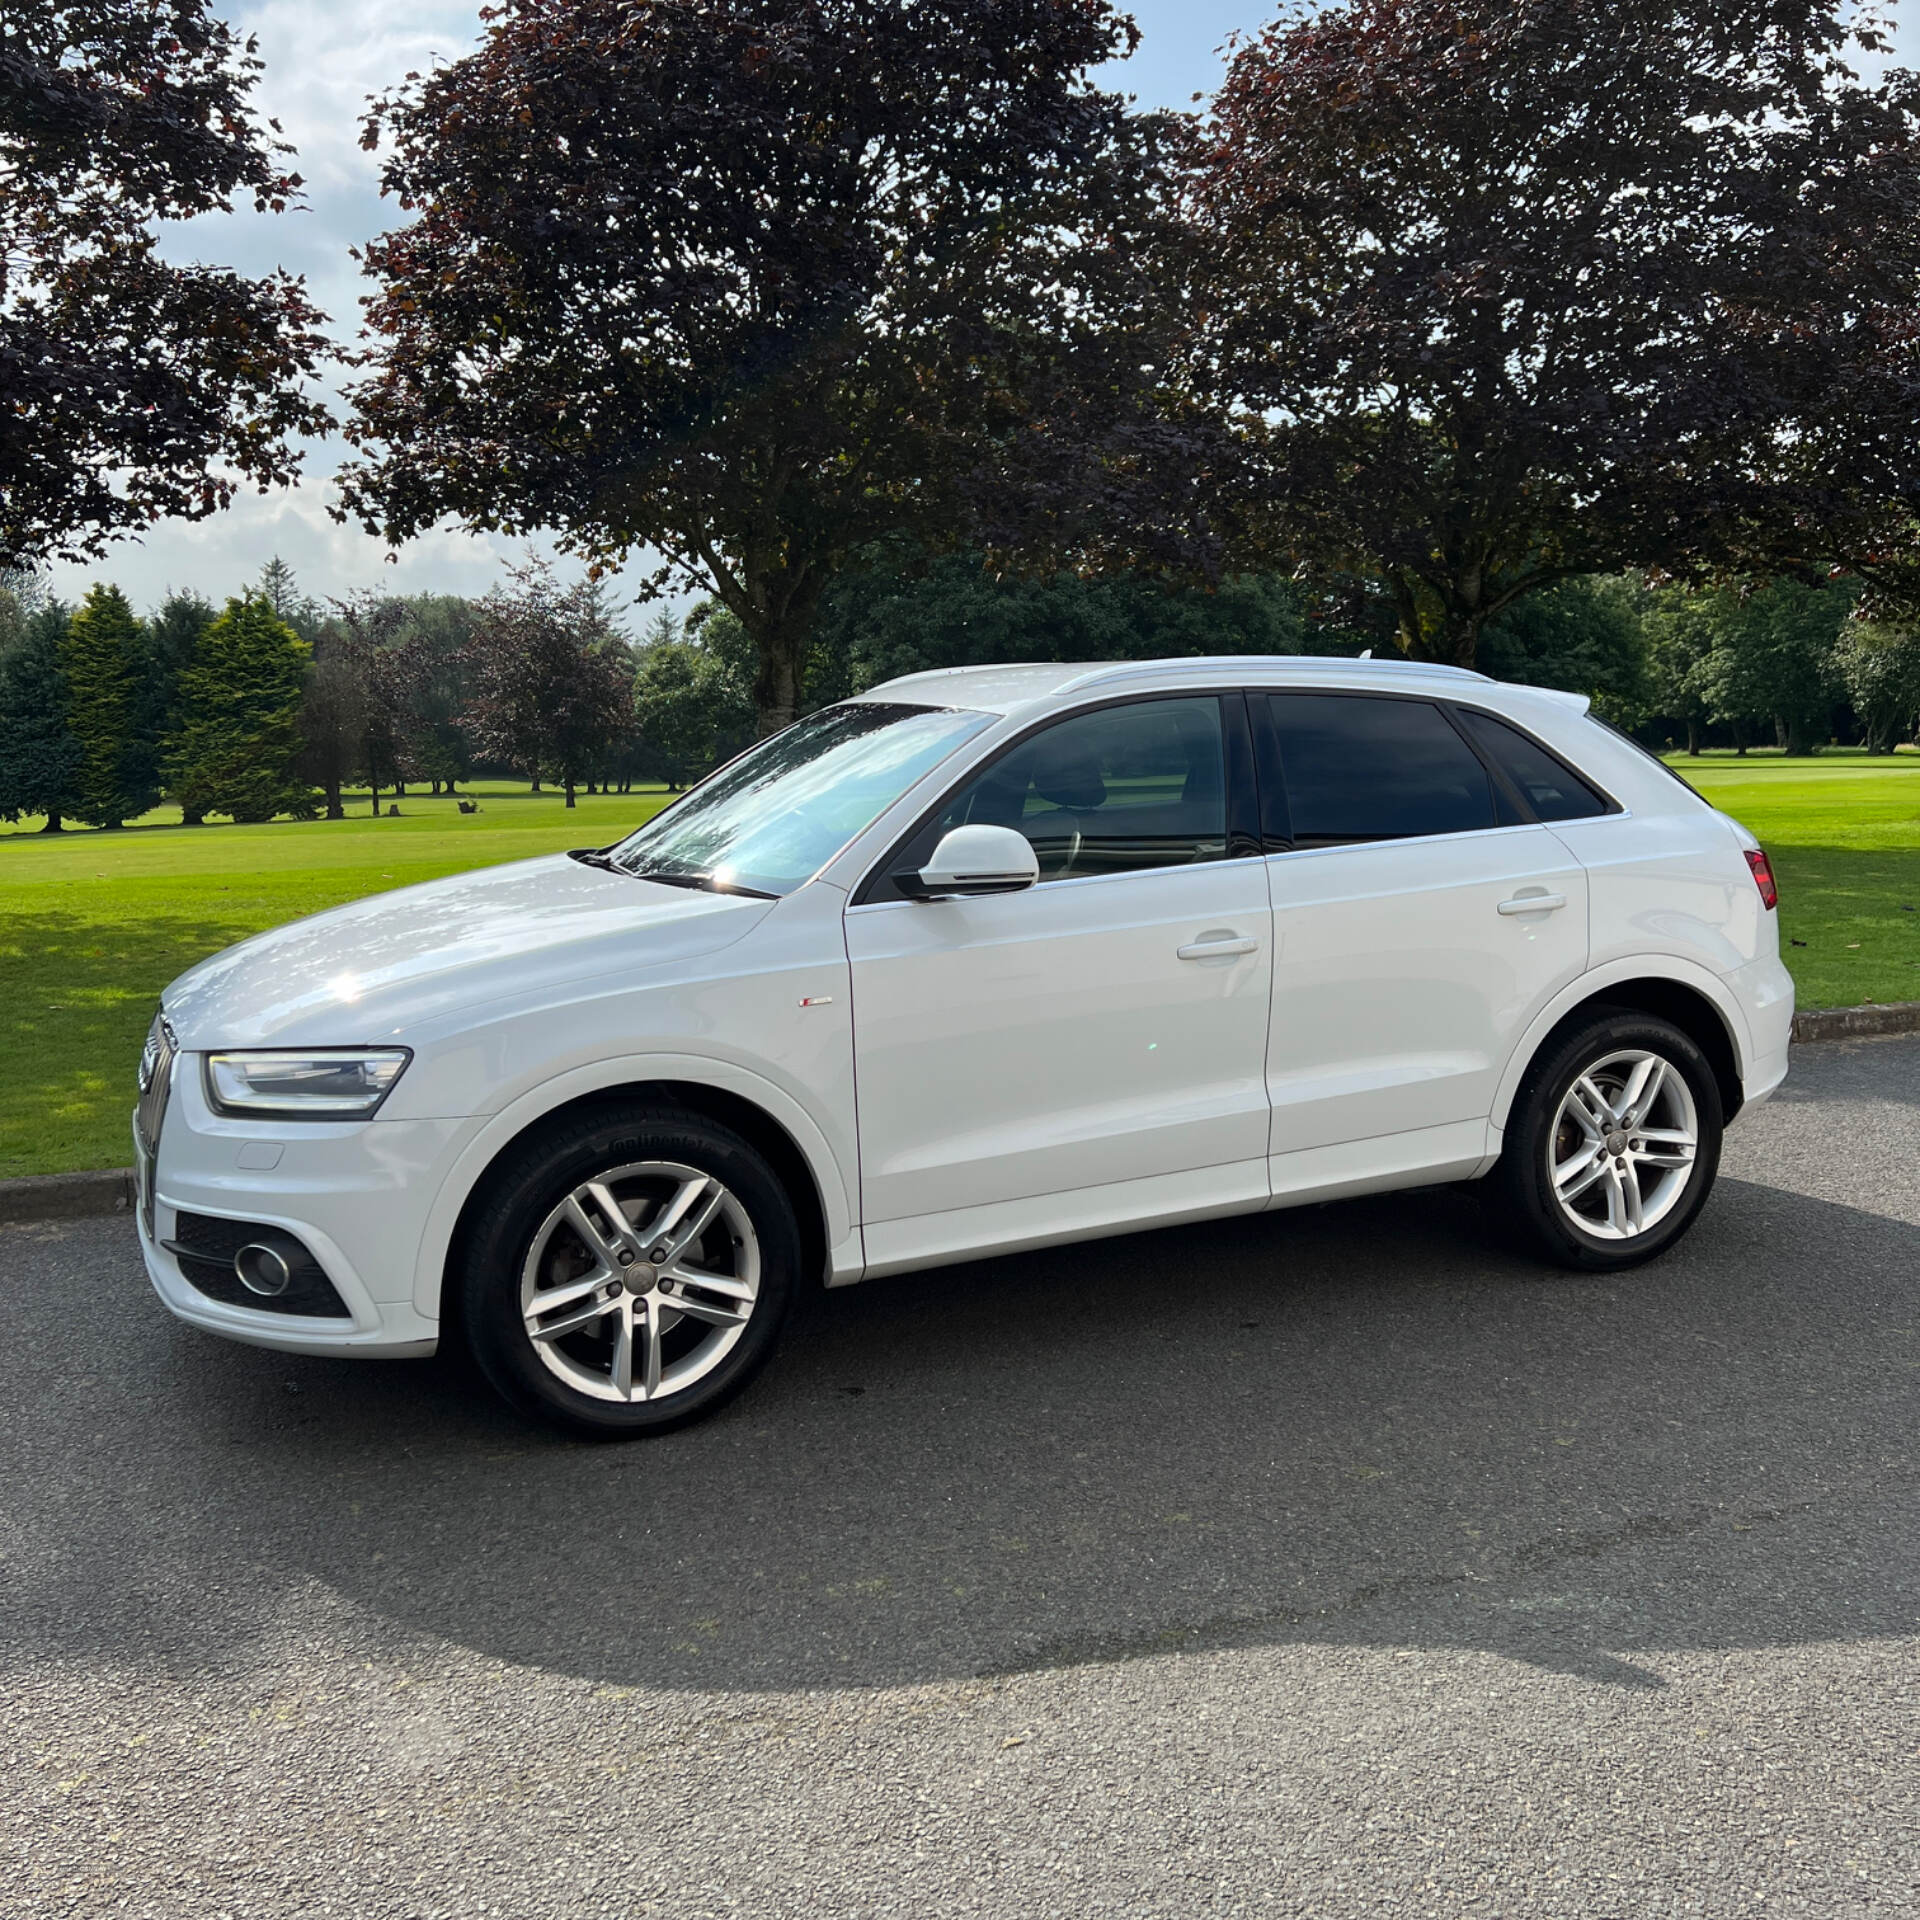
1496;1010;1724;1270
462;1108;800;1437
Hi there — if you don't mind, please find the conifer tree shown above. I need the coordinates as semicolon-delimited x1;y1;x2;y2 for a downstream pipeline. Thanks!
132;591;215;818
0;605;83;830
61;584;155;826
165;594;315;823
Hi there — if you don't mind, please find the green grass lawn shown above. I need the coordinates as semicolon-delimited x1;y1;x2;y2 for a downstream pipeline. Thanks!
0;785;672;1180
1676;750;1920;1012
2;750;1917;1180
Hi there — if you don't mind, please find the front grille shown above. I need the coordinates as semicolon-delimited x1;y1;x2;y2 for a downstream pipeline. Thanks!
135;1014;177;1241
135;1015;175;1154
164;1212;351;1319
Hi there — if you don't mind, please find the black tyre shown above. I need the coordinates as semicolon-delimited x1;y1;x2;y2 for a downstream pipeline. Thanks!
1492;1009;1724;1271
459;1105;801;1438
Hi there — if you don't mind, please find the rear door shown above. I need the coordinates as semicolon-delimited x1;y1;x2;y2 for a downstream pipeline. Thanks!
1254;692;1594;1165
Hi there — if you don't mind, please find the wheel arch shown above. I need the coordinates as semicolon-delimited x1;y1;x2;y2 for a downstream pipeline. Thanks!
415;1057;858;1325
1493;964;1747;1135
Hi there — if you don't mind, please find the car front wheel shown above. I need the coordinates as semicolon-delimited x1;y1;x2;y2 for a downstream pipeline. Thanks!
1494;1010;1724;1270
459;1106;800;1437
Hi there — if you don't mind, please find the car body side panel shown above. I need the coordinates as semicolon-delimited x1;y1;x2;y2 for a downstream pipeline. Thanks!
844;858;1275;1225
859;1158;1269;1279
1549;812;1757;980
1484;952;1787;1135
1264;825;1591;1157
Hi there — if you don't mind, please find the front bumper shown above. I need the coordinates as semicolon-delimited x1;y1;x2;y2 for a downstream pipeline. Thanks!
136;1059;474;1359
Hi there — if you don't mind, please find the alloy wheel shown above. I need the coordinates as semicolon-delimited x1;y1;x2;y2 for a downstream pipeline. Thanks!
519;1160;760;1404
1547;1048;1699;1241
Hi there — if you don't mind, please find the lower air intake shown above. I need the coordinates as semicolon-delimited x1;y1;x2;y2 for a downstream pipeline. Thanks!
166;1213;350;1319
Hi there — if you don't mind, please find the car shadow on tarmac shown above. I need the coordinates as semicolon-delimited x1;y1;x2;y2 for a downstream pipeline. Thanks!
5;1165;1915;1696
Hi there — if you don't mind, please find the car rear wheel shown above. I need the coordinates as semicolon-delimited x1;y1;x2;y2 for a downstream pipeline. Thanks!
1493;1010;1724;1270
459;1107;800;1437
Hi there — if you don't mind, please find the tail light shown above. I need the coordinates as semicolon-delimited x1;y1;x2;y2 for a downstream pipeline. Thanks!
1744;847;1778;910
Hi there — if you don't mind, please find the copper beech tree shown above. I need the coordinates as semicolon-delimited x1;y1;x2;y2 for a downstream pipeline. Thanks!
339;0;1188;736
1191;0;1920;668
459;565;634;808
0;1;332;568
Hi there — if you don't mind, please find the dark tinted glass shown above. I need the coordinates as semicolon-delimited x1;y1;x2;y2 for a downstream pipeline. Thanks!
919;697;1228;883
1455;708;1609;821
1267;694;1495;846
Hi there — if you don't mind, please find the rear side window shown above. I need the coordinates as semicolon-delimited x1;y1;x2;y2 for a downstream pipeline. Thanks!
1454;708;1610;821
1265;693;1496;846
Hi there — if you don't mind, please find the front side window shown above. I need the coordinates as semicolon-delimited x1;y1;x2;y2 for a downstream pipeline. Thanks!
896;696;1229;887
1266;693;1496;846
609;701;991;897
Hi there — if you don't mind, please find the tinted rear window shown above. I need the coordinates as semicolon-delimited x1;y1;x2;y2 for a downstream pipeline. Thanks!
1267;694;1496;846
1453;708;1610;821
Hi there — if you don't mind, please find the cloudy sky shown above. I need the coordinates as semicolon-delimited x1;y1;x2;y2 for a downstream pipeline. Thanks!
43;0;1918;616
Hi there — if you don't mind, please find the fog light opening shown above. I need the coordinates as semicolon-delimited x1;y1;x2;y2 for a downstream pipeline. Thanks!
234;1243;292;1298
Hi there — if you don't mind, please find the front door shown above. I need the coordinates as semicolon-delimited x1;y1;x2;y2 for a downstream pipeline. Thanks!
845;694;1274;1267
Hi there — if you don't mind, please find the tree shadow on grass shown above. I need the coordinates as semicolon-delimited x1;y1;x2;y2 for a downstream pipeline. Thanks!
0;909;260;1178
4;1165;1914;1696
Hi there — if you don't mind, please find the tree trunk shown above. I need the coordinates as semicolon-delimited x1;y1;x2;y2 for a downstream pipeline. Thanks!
564;774;577;809
180;806;204;826
750;614;816;737
323;777;343;821
38;813;62;833
369;780;381;815
1685;719;1701;755
530;775;542;793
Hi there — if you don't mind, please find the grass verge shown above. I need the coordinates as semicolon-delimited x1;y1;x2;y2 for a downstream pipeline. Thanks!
1676;752;1920;1012
0;786;670;1179
2;751;1915;1179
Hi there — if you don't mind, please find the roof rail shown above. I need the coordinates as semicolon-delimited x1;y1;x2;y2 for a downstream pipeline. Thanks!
1056;654;1492;695
871;663;1047;685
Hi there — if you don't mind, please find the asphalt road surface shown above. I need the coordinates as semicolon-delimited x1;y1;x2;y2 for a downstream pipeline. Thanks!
5;1039;1917;1918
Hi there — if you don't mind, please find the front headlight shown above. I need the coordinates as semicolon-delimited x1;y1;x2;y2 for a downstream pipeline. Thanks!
203;1049;412;1120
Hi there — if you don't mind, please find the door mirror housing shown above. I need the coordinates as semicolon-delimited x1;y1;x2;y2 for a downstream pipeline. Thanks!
895;824;1039;900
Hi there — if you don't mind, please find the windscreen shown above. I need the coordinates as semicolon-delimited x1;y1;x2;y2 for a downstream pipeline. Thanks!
608;702;992;897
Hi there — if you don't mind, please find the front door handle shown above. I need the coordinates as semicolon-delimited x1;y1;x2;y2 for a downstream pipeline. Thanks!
1177;934;1259;960
1497;891;1568;916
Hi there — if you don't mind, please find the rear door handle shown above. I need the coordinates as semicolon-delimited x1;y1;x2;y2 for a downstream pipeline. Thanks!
1497;892;1568;916
1177;935;1259;960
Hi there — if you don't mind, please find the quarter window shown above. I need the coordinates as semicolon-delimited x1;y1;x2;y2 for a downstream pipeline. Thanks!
1454;708;1610;821
1265;693;1496;846
908;696;1229;885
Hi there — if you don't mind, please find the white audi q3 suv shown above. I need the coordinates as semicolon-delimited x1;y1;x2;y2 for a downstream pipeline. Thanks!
134;656;1793;1435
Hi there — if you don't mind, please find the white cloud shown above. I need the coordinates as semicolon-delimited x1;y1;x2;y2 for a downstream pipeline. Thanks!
68;482;618;613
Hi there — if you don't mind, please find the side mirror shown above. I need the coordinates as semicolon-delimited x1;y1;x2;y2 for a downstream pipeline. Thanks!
895;824;1039;900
